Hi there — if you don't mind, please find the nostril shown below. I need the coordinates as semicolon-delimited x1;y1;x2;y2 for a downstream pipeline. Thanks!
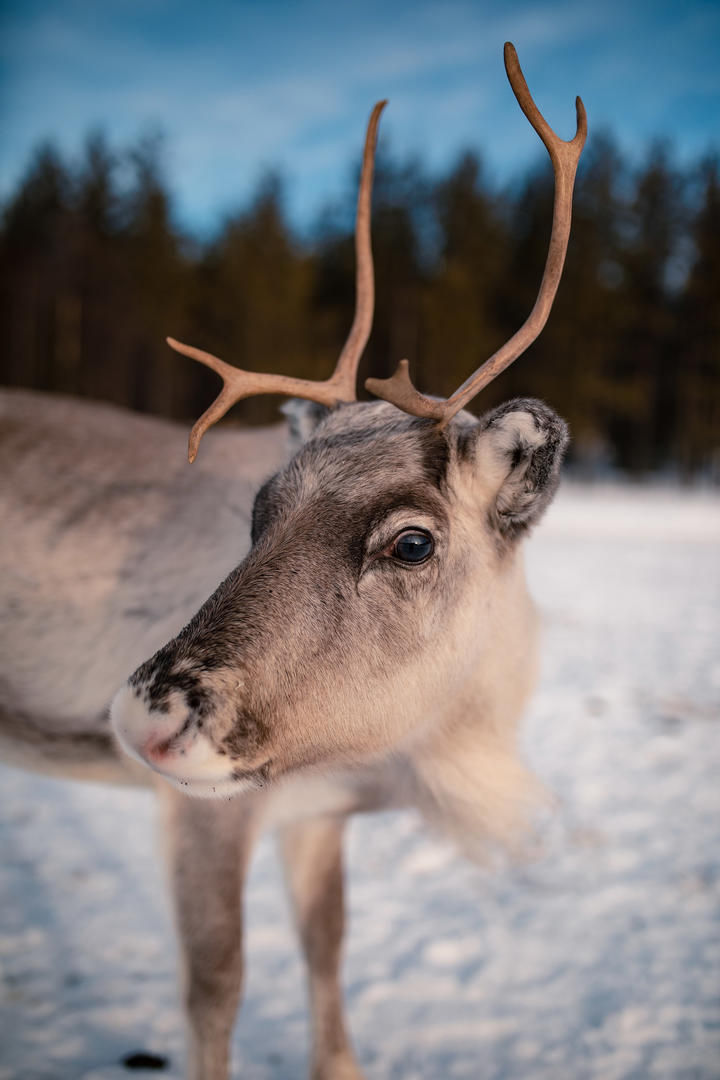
144;735;174;762
143;715;194;763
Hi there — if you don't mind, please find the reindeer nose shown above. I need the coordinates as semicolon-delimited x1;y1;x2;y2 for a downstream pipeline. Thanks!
110;682;189;768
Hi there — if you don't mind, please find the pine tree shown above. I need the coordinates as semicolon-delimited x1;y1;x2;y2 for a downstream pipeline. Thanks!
1;144;72;390
676;156;720;477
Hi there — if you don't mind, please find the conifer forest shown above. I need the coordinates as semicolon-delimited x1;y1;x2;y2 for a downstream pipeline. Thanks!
2;131;718;479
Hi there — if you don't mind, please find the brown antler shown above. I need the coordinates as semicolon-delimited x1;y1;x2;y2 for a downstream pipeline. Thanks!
365;42;587;426
169;99;387;462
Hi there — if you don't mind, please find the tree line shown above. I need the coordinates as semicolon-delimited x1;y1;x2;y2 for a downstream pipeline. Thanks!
1;129;718;478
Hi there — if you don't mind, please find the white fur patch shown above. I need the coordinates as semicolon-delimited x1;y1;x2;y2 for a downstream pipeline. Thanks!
110;685;246;798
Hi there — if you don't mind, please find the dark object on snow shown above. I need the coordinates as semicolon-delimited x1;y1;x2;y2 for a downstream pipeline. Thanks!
122;1051;168;1070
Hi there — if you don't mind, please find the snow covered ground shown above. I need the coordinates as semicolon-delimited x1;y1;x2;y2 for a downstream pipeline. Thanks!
1;483;719;1080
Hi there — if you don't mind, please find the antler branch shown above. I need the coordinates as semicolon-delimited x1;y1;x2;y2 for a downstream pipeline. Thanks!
365;42;587;426
170;100;387;462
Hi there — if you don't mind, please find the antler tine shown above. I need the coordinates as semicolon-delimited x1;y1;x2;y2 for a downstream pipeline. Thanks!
168;100;386;463
332;98;387;397
165;337;340;462
365;42;587;427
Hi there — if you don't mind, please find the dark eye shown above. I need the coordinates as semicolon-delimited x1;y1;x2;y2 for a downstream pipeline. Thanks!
391;530;434;564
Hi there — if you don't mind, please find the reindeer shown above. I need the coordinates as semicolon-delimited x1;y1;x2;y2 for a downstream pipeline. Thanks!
0;44;586;1080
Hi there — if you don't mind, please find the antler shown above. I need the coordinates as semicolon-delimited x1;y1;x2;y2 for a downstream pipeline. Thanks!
169;100;387;462
365;42;587;426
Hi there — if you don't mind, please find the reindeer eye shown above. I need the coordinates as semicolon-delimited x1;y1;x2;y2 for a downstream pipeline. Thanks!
391;530;434;564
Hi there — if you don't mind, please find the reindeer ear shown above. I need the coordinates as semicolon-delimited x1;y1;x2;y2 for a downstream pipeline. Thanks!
469;398;569;542
281;399;330;449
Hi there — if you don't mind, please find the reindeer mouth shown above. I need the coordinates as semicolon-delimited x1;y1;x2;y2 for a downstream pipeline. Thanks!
124;744;268;799
135;735;269;799
156;769;260;799
145;747;272;798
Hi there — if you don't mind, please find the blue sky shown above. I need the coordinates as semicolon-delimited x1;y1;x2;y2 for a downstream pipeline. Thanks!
1;0;718;233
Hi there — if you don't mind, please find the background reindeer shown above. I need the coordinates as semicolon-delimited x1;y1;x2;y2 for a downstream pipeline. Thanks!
1;45;584;1080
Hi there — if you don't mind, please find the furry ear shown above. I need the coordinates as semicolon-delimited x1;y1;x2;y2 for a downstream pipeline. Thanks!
281;399;330;450
470;398;569;542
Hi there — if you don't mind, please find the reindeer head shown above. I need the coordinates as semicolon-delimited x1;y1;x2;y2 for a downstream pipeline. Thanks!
111;45;583;813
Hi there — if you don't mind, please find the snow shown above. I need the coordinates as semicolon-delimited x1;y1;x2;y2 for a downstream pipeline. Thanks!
1;483;719;1079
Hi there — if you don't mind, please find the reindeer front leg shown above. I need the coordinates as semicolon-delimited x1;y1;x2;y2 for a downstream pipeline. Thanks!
278;815;364;1080
160;787;265;1080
